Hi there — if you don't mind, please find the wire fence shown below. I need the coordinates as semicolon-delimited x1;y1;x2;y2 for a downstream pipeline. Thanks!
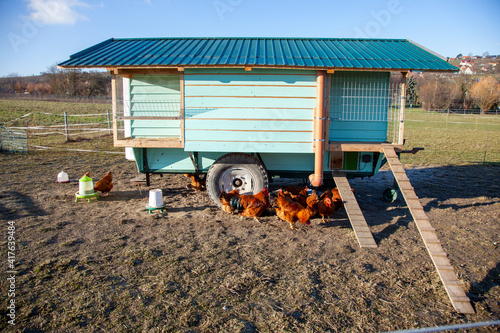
407;108;500;116
1;110;123;154
0;126;28;153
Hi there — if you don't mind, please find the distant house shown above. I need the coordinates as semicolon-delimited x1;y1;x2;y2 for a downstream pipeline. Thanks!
459;61;474;75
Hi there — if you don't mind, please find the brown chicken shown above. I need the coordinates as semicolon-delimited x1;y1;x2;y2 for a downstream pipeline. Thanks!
317;197;335;222
184;174;206;191
83;171;90;178
283;186;308;207
282;185;309;196
237;188;270;221
306;190;320;216
274;189;314;229
94;171;113;195
330;188;344;211
219;189;240;214
283;185;308;207
220;188;269;222
318;188;343;222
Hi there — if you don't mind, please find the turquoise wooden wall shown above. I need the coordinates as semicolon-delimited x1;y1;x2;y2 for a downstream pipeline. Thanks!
130;74;182;138
329;71;390;142
183;68;316;153
133;148;317;174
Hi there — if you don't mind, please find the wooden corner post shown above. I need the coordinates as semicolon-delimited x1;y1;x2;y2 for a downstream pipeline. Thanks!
111;73;118;143
398;72;407;145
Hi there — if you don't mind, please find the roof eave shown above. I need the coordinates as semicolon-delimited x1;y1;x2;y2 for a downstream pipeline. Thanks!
57;63;459;74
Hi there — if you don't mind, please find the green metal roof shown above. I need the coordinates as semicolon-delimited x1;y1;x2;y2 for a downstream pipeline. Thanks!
59;37;457;72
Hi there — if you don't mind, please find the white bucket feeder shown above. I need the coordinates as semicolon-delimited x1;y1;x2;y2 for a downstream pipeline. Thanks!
57;171;69;183
147;189;166;213
75;175;98;202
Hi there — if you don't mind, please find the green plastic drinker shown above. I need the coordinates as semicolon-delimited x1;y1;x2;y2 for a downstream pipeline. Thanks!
75;175;98;202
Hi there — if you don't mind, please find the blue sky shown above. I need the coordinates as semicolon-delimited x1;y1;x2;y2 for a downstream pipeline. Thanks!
1;0;499;77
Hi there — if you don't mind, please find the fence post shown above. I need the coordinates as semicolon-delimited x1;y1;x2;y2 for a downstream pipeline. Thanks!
483;132;488;164
64;111;69;142
446;109;449;129
107;110;111;135
26;122;29;150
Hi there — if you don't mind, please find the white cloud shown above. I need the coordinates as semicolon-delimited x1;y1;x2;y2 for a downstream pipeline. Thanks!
25;0;91;25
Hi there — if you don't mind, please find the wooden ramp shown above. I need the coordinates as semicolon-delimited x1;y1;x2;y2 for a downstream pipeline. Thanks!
332;172;378;248
382;145;474;314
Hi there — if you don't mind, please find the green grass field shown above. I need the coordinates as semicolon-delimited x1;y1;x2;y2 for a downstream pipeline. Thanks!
1;100;499;165
401;108;500;165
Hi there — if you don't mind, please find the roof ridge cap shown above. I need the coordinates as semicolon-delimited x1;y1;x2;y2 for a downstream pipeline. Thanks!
111;37;409;42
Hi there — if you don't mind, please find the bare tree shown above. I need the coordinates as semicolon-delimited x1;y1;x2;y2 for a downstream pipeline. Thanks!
469;76;500;114
43;64;109;98
44;64;82;97
416;74;460;110
453;75;474;109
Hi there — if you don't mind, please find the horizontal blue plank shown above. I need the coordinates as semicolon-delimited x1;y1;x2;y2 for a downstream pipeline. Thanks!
185;108;313;119
131;74;180;85
130;120;181;128
329;122;387;141
130;96;179;104
184;74;317;86
145;148;195;172
184;141;313;153
329;131;387;142
330;120;387;141
186;119;312;131
131;128;180;137
184;84;316;98
260;153;315;171
185;130;312;142
185;96;316;109
185;78;317;87
131;86;180;95
329;120;387;131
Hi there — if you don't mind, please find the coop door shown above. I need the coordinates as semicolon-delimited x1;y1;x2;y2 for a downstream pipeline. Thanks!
129;74;182;139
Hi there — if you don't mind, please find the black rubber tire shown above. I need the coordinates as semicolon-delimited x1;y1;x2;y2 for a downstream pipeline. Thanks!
206;153;269;208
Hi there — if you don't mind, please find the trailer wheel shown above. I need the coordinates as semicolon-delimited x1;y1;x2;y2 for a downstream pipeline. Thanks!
206;153;269;208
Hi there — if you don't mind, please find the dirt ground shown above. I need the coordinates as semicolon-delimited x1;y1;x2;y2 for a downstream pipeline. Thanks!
0;152;499;332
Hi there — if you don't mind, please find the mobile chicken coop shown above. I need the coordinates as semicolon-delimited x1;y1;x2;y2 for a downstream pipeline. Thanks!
60;38;474;313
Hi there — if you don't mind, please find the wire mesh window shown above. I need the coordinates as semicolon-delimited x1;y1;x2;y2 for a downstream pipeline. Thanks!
129;74;181;118
329;71;402;143
330;72;390;122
